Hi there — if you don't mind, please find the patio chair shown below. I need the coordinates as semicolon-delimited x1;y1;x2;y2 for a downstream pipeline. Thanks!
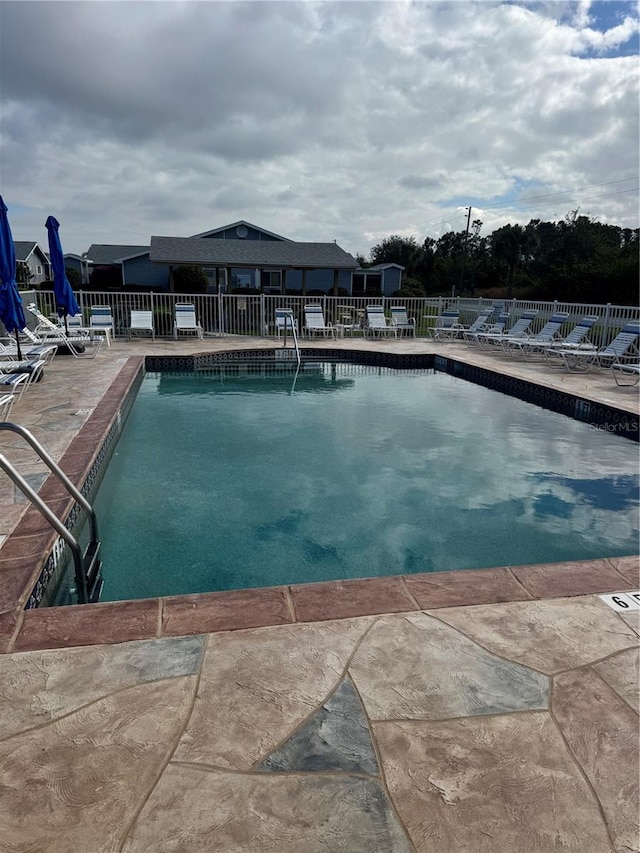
0;392;15;421
463;312;509;346
25;304;104;358
129;310;155;341
476;311;539;349
275;308;298;338
542;316;599;365
0;337;58;365
428;309;460;340
500;311;570;359
0;371;30;402
612;360;640;386
436;306;494;343
89;305;115;346
545;321;640;373
173;303;203;339
0;357;45;384
390;306;416;336
303;304;335;339
366;305;397;337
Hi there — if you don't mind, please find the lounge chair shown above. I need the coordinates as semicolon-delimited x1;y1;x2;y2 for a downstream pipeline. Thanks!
128;310;155;341
366;305;397;337
275;308;298;338
428;309;460;340
476;311;539;349
173;303;203;339
0;357;45;383
303;305;335;339
546;321;640;373
435;307;494;343
612;360;640;386
25;304;104;358
0;393;15;421
0;337;58;365
390;306;416;337
500;311;570;358
0;371;30;402
463;312;509;345
89;305;115;346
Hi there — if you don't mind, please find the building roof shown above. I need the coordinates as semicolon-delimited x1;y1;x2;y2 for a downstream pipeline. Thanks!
150;236;359;270
14;241;48;262
85;244;149;265
189;220;292;242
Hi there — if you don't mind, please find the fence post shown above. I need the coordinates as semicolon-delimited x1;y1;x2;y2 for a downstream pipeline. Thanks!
260;293;267;337
602;302;612;347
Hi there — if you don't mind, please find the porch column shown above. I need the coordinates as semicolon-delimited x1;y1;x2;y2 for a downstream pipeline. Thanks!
332;269;339;296
302;268;307;296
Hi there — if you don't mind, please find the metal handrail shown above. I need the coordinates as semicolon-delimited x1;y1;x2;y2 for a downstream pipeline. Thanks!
0;422;102;604
280;309;301;365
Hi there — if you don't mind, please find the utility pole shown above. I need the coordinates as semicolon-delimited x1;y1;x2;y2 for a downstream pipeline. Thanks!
453;206;472;298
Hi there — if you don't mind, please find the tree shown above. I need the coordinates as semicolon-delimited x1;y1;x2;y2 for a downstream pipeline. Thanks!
16;261;33;285
65;266;81;289
490;224;535;298
369;235;420;276
173;265;208;294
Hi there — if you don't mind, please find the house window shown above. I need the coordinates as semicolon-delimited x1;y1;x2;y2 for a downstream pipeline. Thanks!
36;265;42;275
261;270;282;294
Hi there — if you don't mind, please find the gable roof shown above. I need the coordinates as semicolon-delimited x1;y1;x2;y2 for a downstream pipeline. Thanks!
189;220;292;242
150;236;359;270
14;241;48;263
85;244;149;265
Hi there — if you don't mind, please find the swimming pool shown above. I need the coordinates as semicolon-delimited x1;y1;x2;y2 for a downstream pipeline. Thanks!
89;362;639;602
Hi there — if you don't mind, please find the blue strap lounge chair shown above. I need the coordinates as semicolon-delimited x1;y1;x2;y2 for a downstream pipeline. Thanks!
366;305;397;337
303;305;335;339
463;312;509;345
612;360;640;386
0;392;15;421
89;305;115;345
129;310;155;341
435;306;494;343
501;311;570;358
429;309;460;340
173;303;203;339
476;311;539;349
275;308;298;338
390;306;416;336
546;321;640;373
25;304;104;358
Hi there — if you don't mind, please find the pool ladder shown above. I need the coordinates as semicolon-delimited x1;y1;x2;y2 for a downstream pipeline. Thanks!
279;309;301;366
0;423;103;605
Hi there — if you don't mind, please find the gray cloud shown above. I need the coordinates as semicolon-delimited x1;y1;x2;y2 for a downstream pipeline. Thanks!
1;0;637;256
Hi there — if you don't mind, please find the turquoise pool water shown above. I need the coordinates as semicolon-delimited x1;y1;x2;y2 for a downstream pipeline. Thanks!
95;364;639;601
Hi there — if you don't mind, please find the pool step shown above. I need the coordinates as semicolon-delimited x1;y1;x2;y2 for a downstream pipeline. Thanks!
84;541;104;603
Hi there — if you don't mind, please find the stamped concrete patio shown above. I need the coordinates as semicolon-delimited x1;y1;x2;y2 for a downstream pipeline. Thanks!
0;335;638;852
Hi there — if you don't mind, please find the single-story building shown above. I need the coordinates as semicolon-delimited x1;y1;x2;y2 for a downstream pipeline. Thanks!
82;222;404;296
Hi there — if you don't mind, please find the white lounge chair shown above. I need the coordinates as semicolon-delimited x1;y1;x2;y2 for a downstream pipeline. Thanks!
0;393;15;421
25;304;104;358
427;309;460;339
275;308;298;338
89;305;115;345
366;305;397;337
612;360;640;386
435;307;494;343
173;303;203;339
129;310;155;341
390;306;416;337
0;358;45;384
501;311;570;359
476;311;539;349
303;305;335;339
0;371;30;402
0;337;57;365
463;312;509;346
546;321;640;373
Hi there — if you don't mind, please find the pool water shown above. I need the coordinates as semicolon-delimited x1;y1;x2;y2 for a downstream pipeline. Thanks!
95;364;639;601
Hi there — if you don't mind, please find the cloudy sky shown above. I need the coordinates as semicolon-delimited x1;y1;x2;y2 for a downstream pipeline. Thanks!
1;0;638;258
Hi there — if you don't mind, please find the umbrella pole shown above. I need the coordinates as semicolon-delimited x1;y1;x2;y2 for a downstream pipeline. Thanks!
14;329;22;360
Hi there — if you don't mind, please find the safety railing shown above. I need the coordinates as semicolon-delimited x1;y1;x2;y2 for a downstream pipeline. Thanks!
25;291;640;351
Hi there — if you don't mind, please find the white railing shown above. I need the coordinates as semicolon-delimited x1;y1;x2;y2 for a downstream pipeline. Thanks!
28;291;640;351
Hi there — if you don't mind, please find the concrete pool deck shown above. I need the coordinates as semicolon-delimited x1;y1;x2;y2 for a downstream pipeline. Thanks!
0;335;638;851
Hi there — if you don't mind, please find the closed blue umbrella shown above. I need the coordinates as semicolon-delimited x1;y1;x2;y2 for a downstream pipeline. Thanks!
0;196;26;359
46;215;79;334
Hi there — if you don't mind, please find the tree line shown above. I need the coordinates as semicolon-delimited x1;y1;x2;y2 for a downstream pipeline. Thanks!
361;211;639;306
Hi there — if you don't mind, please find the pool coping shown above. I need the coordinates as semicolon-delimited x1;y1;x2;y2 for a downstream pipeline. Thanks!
0;348;638;654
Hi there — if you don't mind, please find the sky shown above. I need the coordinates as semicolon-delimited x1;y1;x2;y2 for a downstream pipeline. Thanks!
0;0;638;258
